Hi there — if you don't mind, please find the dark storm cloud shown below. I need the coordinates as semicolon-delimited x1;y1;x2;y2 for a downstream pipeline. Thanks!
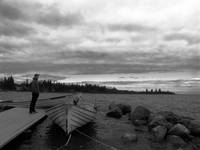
0;40;27;51
0;56;199;75
0;0;84;28
0;0;198;81
55;50;200;73
54;50;111;61
108;23;156;33
164;33;200;45
0;62;156;75
0;20;35;37
0;0;26;20
138;51;200;70
37;10;84;27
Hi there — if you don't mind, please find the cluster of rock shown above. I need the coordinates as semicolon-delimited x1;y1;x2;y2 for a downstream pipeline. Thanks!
106;102;132;118
106;103;200;149
132;107;198;136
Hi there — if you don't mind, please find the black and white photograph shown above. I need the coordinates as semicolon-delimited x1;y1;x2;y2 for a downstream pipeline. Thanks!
0;0;200;150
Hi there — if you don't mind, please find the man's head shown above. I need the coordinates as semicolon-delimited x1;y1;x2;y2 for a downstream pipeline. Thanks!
33;74;40;80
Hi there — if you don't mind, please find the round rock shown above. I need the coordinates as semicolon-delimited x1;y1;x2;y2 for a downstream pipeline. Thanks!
152;125;167;141
131;106;151;125
167;135;186;147
106;107;122;119
168;123;190;137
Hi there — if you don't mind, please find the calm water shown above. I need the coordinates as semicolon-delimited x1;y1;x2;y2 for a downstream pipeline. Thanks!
1;92;200;150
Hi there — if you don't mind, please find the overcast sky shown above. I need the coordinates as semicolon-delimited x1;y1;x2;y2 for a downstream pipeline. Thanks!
0;0;200;93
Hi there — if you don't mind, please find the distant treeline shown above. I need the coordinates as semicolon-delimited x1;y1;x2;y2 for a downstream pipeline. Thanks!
0;76;16;90
0;76;175;94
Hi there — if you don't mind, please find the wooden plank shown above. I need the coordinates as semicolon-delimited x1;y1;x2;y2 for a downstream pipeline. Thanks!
0;108;46;149
71;109;95;120
72;106;95;117
67;106;96;133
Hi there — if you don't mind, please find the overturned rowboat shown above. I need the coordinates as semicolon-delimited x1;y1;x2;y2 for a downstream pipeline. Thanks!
45;103;96;134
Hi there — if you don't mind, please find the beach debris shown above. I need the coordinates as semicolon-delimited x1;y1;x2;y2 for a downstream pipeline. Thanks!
168;123;190;138
121;133;138;143
130;106;151;126
106;107;122;119
152;125;167;141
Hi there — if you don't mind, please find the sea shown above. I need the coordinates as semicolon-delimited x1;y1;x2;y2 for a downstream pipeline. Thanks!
0;92;200;150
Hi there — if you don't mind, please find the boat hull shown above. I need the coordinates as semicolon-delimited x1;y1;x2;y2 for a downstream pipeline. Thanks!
46;104;96;134
0;97;96;134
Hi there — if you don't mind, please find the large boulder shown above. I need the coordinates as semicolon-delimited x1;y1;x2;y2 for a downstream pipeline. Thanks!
187;120;200;136
168;123;190;138
178;116;194;127
131;106;151;125
158;111;181;124
116;103;132;115
167;135;187;147
106;107;122;119
152;125;167;141
108;102;132;115
121;133;138;143
148;114;173;131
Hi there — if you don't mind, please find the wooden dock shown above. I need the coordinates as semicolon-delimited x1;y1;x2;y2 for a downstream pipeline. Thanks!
0;108;46;149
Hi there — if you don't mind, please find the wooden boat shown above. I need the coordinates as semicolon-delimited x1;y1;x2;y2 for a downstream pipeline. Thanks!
46;103;96;134
0;97;96;134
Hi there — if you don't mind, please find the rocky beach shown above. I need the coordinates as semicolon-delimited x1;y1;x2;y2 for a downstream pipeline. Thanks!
0;92;200;150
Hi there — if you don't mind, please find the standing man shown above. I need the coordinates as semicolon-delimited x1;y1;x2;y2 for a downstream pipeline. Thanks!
29;74;40;113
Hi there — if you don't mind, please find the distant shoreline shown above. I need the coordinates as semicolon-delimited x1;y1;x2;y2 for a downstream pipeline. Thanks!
0;89;175;95
0;76;175;95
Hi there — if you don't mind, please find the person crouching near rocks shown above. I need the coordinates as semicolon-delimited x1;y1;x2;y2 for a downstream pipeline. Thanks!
29;74;40;113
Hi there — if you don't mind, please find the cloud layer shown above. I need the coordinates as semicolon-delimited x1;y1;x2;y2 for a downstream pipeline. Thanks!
0;0;200;93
